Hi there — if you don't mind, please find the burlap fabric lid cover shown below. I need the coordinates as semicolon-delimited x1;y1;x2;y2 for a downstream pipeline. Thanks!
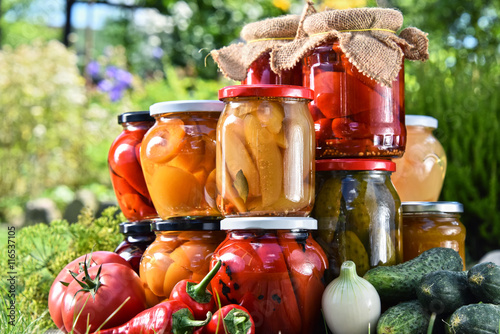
210;15;300;81
271;7;429;87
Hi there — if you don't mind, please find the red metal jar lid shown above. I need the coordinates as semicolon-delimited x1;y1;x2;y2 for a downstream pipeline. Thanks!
219;84;314;100
316;159;396;172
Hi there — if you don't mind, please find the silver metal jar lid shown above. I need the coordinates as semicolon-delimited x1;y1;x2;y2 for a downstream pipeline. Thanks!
150;100;224;116
221;217;317;230
402;201;463;213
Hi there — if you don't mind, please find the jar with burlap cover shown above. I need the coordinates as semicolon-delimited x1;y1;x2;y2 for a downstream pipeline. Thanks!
210;15;301;82
271;7;429;87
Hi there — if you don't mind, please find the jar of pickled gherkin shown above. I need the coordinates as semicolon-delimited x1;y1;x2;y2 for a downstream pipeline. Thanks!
211;217;328;334
312;159;403;281
139;219;225;305
114;222;155;274
402;202;465;268
392;115;447;201
141;101;224;219
217;85;315;217
108;111;157;222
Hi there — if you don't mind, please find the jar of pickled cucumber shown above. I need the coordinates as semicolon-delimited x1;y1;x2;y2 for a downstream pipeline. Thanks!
304;43;406;159
402;201;465;268
312;159;403;281
392;115;447;201
140;101;224;219
139;219;225;305
114;222;155;274
108;111;157;222
217;85;315;217
211;217;327;334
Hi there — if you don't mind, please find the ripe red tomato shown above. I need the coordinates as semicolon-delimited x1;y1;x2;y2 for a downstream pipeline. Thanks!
61;263;147;334
48;251;131;332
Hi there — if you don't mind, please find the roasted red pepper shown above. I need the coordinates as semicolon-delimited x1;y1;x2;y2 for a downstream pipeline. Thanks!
108;117;157;221
210;231;302;334
93;300;210;334
277;230;328;333
170;260;222;320
203;304;255;334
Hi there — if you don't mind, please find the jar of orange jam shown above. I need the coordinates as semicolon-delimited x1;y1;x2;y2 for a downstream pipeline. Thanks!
402;201;466;268
392;115;447;201
140;101;224;219
139;219;225;304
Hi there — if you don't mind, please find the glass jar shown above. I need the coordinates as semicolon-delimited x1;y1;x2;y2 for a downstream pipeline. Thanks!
139;219;225;304
141;101;224;219
114;222;156;274
402;202;465;268
242;53;303;86
312;159;403;281
392;115;447;201
304;43;406;159
217;85;315;217
211;217;327;334
108;111;157;222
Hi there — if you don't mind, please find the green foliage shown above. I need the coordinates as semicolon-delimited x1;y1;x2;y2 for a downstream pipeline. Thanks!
0;207;124;332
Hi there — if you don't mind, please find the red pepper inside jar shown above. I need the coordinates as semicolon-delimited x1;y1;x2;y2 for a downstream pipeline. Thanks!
108;111;158;222
210;217;328;334
304;43;406;159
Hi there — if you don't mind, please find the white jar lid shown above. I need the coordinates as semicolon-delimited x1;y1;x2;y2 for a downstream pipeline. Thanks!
221;217;317;230
406;115;438;129
150;100;224;116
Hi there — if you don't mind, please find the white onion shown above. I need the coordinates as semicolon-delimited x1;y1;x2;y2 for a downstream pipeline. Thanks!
322;261;381;334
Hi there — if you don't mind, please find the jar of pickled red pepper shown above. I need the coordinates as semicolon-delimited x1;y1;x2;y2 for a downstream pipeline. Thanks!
402;202;466;268
108;111;157;222
217;85;315;217
242;53;302;85
304;43;406;159
210;217;328;334
114;221;155;274
392;115;447;201
312;159;403;281
141;101;224;219
139;219;225;304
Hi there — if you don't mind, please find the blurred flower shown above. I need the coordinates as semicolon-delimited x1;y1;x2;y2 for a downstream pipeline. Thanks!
152;47;164;59
272;0;290;11
86;61;101;79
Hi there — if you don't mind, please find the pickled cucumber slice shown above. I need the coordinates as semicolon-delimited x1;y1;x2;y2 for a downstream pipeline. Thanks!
256;100;285;134
337;230;370;276
244;114;283;207
222;122;260;197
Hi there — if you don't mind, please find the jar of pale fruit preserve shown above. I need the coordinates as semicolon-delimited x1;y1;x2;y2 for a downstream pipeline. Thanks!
392;115;447;202
402;201;465;268
108;111;157;222
140;101;224;219
114;222;155;274
312;159;403;281
217;85;315;217
211;217;327;334
139;219;225;304
304;42;405;159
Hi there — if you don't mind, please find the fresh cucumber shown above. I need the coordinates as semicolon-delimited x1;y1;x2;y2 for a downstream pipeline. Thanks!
377;300;430;334
417;270;475;315
468;262;500;304
447;303;500;334
363;247;463;304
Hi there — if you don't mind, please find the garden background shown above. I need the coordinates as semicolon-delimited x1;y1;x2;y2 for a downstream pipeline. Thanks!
0;0;499;332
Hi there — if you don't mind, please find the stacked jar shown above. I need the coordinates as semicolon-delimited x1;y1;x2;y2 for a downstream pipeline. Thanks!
269;7;431;280
215;85;328;334
108;111;158;266
137;100;226;307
